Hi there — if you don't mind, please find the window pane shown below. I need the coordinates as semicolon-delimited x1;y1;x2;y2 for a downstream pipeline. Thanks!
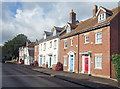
85;35;89;43
64;57;67;66
95;56;102;69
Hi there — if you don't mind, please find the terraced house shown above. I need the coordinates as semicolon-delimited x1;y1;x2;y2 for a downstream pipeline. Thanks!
34;39;39;63
23;40;35;65
60;5;120;79
38;26;65;68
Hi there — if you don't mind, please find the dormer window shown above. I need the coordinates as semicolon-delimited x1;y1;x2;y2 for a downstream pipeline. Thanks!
53;30;56;36
66;27;71;33
44;34;46;39
98;13;106;23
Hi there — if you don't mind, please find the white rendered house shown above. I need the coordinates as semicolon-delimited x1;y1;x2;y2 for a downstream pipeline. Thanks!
24;47;34;65
19;46;24;63
38;26;65;68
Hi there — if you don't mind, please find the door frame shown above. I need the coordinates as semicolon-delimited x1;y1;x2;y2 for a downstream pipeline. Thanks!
67;50;76;72
70;55;74;71
85;57;89;72
49;56;52;68
40;56;42;66
81;54;91;74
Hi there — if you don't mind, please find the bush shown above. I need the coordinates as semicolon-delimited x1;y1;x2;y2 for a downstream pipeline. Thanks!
112;54;120;85
34;61;38;67
55;62;63;71
21;60;24;64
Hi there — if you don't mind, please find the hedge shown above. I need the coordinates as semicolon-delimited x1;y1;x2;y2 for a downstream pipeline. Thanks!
112;54;120;86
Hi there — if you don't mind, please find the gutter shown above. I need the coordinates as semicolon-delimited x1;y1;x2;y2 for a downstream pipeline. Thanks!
60;22;110;39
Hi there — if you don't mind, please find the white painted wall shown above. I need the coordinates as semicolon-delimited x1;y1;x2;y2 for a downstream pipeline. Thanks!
38;38;60;68
19;47;24;63
24;47;34;65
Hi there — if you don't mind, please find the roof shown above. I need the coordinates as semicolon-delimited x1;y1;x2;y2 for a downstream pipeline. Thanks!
68;22;78;29
54;26;65;32
100;6;113;14
39;26;65;43
44;31;53;36
28;49;34;56
61;6;120;39
27;42;35;47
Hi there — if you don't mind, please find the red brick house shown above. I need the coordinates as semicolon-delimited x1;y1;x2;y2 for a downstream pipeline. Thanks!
34;39;39;64
60;5;120;78
60;9;79;73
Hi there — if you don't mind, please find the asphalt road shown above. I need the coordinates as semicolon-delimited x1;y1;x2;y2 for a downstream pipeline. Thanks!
2;63;90;88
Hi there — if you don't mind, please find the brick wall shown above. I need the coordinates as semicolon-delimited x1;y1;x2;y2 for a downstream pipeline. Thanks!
79;26;111;77
60;35;79;73
34;44;39;62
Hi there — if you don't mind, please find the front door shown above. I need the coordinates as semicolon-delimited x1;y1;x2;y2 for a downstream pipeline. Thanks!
70;55;73;71
85;57;88;72
40;57;42;66
50;56;52;67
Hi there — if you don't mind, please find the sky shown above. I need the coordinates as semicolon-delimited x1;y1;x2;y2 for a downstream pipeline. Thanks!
0;0;119;45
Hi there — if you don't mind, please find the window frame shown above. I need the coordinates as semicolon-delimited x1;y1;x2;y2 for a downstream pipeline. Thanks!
44;43;46;51
95;56;102;69
85;35;89;44
64;57;67;66
95;32;102;44
54;40;57;49
71;39;73;46
54;55;56;64
98;13;106;23
50;41;52;48
64;40;67;49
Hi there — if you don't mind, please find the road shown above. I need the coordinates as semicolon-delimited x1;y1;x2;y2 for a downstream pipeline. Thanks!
2;63;90;88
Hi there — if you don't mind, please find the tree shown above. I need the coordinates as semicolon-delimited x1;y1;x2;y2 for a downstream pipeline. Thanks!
2;34;28;60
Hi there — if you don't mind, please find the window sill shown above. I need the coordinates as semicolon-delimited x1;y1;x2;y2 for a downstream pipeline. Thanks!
64;48;67;49
95;68;102;70
64;65;67;66
95;43;102;45
84;42;89;44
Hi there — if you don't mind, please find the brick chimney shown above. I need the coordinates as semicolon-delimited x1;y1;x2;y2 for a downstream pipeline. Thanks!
70;9;76;21
93;5;98;17
35;39;38;43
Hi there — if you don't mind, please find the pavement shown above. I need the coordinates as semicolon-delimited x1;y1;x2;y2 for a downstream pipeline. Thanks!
17;63;120;89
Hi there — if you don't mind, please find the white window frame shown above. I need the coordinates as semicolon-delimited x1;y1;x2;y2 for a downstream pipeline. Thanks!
40;44;42;51
71;39;73;46
98;13;106;23
64;57;67;66
95;32;102;44
66;27;71;33
85;35;89;44
95;56;102;69
54;55;56;64
35;56;36;61
54;40;57;49
50;41;52;48
64;40;67;49
35;46;37;52
44;43;46;51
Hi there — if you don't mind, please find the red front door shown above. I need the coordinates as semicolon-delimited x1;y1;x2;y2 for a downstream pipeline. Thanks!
85;57;88;72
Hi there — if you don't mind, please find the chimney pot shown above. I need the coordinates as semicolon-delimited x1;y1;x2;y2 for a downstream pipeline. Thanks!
70;9;76;21
93;5;98;17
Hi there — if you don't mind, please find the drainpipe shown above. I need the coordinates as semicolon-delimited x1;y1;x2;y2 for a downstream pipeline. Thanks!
78;34;79;73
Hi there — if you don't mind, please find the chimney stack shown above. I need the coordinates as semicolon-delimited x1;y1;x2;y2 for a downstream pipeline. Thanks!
93;5;98;17
70;9;76;21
